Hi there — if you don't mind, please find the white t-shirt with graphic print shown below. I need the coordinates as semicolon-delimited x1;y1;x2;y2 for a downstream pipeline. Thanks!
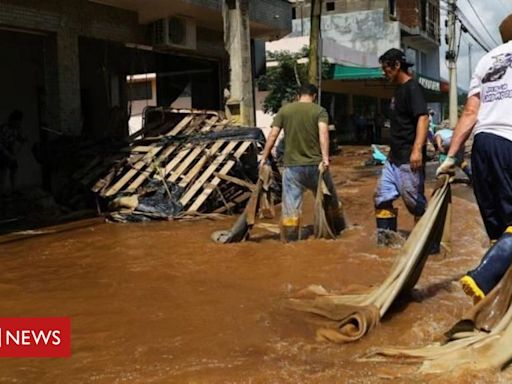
470;41;512;142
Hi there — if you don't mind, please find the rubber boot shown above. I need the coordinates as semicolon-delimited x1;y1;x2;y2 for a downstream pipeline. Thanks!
376;208;398;246
461;227;512;303
281;216;300;243
281;225;299;243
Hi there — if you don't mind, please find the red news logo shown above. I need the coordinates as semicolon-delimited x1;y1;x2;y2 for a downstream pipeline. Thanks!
0;318;71;357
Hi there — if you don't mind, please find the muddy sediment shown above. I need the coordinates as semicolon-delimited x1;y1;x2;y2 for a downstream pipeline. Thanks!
0;148;505;383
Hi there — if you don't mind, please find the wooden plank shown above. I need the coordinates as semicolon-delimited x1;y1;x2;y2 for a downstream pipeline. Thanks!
91;167;117;193
126;115;166;142
103;114;194;197
179;140;241;206
168;141;221;184
213;172;255;191
83;156;128;186
123;114;214;193
125;145;155;153
175;140;228;188
171;109;219;116
213;191;251;213
186;141;252;212
159;115;219;178
167;118;229;185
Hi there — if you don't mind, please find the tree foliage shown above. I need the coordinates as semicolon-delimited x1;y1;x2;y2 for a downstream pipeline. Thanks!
257;50;306;114
257;47;330;114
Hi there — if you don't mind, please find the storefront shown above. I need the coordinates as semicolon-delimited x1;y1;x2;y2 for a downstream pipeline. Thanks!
322;64;455;144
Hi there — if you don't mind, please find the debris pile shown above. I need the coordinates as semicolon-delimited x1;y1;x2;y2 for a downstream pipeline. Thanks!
77;108;280;221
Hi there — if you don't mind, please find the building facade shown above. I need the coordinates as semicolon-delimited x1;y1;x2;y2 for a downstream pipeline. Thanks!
285;0;441;143
0;0;291;189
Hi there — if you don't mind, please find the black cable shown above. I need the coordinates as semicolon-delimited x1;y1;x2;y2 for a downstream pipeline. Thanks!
456;7;493;52
464;0;500;47
460;21;491;52
455;21;463;60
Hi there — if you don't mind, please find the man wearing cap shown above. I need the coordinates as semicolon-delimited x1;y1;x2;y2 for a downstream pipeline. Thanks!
437;15;512;303
374;48;429;246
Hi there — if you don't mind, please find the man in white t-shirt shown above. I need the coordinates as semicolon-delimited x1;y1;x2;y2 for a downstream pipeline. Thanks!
437;14;512;303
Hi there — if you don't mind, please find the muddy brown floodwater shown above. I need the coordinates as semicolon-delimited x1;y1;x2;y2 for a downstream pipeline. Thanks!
0;147;510;383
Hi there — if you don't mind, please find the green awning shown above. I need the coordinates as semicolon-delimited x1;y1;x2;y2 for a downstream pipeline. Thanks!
330;64;383;80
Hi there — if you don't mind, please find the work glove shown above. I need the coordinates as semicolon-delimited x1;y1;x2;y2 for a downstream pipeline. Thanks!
436;155;457;177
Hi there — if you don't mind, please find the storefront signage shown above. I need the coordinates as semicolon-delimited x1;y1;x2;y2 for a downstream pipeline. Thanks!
417;75;441;92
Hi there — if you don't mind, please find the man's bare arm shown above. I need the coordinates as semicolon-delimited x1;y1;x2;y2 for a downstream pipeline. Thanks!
410;114;429;171
435;134;444;153
319;122;330;167
260;126;281;165
447;95;480;157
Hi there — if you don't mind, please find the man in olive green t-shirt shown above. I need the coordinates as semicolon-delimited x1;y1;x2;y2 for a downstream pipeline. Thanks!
259;83;345;242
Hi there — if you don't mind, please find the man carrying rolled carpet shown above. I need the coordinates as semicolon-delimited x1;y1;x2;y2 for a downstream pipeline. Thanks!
437;14;512;303
259;83;345;242
374;48;429;246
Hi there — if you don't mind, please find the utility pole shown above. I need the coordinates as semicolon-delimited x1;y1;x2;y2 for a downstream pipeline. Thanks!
299;0;305;36
308;0;322;86
446;0;458;127
222;0;255;126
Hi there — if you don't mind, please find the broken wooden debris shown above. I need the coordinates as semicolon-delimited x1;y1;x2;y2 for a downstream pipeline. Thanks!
77;108;280;221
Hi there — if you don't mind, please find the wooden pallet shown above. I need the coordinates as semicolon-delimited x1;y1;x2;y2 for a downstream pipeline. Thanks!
99;114;195;197
84;109;257;217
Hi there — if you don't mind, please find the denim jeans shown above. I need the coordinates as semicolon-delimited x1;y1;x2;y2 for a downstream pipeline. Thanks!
374;160;426;216
282;165;340;226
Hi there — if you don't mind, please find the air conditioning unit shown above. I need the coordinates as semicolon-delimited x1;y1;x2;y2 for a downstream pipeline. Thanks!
151;16;197;50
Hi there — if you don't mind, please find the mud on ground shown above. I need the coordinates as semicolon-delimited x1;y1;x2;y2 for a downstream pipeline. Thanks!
0;147;504;383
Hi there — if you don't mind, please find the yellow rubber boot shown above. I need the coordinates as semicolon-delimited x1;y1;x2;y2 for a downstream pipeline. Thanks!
460;275;485;304
281;217;300;243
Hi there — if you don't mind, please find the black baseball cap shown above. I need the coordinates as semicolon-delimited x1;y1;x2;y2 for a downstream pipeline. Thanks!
378;48;414;68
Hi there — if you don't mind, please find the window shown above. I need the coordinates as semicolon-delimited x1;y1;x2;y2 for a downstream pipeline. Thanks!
292;6;296;19
389;0;396;17
421;51;428;74
326;2;335;12
405;47;418;69
421;0;427;31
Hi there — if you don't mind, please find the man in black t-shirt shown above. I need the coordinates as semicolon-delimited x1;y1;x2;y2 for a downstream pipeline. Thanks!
374;49;429;246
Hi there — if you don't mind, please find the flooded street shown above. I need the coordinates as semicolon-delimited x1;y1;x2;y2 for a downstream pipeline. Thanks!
0;149;508;383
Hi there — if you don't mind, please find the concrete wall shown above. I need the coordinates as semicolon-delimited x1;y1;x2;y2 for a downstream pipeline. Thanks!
0;0;231;136
184;0;292;36
295;0;389;18
291;9;401;57
266;35;379;67
0;0;144;135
